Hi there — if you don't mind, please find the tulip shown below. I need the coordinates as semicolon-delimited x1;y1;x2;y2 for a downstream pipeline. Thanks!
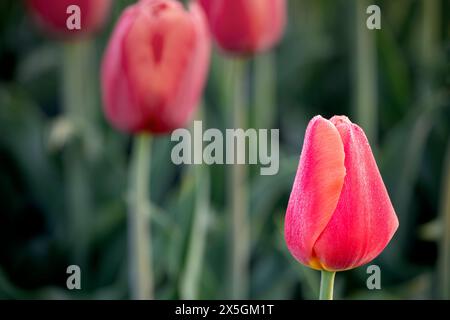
27;0;112;39
101;0;211;300
284;115;399;273
101;0;211;134
198;0;286;55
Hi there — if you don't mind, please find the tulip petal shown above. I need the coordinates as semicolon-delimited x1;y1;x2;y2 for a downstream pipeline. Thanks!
199;0;286;54
122;0;197;132
101;7;143;132
285;116;346;269
313;116;399;271
101;0;210;134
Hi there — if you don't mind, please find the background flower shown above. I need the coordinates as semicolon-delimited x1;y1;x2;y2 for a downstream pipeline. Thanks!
0;0;448;299
26;0;112;39
198;0;286;54
101;0;210;134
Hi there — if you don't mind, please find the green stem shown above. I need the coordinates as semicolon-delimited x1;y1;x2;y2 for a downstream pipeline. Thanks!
419;0;447;300
253;52;276;129
230;59;249;299
419;0;439;103
180;106;210;299
439;141;450;299
128;134;153;300
319;271;336;300
354;0;378;145
62;41;95;269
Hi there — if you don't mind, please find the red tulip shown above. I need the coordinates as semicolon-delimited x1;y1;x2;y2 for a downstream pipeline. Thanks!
101;0;211;134
198;0;286;55
27;0;112;39
284;115;399;271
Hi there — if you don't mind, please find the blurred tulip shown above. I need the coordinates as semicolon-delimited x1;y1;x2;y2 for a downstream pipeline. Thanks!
198;0;286;55
101;0;211;134
285;115;399;272
27;0;112;39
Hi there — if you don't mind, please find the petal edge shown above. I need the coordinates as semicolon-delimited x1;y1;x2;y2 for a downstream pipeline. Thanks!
284;116;346;269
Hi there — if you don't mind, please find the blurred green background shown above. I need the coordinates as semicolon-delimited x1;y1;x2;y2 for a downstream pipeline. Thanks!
0;0;449;299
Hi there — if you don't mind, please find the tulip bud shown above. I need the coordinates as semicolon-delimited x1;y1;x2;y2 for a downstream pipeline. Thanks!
284;115;399;271
198;0;286;55
27;0;112;39
101;0;211;134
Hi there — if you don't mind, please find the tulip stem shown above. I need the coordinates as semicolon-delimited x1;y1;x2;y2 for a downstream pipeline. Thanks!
253;52;276;129
319;271;336;300
128;134;153;300
230;58;249;299
354;0;378;145
180;105;211;299
62;41;95;271
439;142;450;299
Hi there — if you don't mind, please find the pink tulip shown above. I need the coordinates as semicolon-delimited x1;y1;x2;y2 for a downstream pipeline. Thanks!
27;0;112;39
198;0;286;55
285;115;399;271
101;0;211;134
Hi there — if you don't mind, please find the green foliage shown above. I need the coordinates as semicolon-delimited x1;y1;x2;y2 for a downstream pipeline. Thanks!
0;0;448;299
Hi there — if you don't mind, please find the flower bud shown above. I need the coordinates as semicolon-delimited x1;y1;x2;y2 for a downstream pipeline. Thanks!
27;0;112;39
284;115;399;271
198;0;286;55
101;0;211;134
